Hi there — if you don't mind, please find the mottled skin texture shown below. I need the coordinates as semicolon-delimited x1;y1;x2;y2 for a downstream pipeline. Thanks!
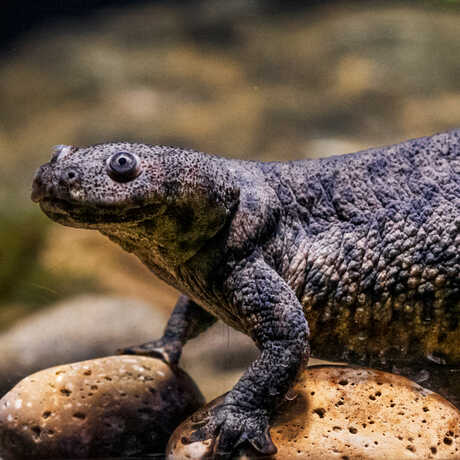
32;131;460;457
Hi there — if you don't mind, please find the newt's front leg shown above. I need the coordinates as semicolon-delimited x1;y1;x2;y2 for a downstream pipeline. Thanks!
120;295;217;365
188;256;310;458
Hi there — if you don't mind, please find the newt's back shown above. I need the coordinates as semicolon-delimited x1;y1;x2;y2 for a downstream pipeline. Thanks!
262;131;460;372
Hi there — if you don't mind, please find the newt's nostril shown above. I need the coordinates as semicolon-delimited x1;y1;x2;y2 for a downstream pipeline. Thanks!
60;167;81;186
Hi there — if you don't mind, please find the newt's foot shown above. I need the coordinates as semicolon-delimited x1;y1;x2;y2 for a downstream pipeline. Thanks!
186;403;276;459
118;338;182;366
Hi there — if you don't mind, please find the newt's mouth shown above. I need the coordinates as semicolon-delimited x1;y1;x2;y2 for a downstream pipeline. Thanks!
39;197;165;229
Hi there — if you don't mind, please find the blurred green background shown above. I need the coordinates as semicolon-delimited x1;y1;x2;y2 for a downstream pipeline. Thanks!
1;0;460;397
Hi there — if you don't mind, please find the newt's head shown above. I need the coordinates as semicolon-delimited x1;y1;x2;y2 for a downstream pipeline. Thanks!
32;143;239;260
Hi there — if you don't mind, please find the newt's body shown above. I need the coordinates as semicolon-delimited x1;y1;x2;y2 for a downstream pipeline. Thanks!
32;130;460;457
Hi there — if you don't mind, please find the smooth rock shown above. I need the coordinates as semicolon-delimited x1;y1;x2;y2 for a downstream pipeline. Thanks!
180;322;259;401
167;365;460;459
0;295;168;397
182;322;329;401
0;355;204;459
0;293;327;406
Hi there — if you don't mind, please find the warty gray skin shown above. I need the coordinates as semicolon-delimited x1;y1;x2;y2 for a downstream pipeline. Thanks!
32;130;460;457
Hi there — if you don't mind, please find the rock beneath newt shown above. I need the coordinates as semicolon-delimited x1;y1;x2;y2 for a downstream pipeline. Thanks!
168;365;460;459
0;355;204;459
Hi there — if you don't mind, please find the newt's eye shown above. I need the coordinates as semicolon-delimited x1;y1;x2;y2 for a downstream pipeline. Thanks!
107;152;140;183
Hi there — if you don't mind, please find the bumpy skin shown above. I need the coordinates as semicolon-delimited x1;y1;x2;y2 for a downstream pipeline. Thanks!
32;131;460;457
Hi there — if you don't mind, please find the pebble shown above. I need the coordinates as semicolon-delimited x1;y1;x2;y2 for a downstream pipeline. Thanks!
0;355;204;459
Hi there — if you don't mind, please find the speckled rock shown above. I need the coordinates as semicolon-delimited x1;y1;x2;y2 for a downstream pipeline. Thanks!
0;355;204;459
167;365;460;459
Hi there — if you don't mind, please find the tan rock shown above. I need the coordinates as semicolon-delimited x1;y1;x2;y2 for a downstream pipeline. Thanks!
167;365;460;459
0;355;204;459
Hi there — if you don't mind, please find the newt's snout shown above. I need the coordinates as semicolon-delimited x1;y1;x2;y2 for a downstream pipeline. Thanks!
31;164;50;202
31;163;81;203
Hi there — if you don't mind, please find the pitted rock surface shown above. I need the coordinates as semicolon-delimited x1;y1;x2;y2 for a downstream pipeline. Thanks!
168;365;460;459
0;355;204;459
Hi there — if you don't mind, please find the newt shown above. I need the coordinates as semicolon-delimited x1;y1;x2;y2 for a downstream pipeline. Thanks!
32;130;460;457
